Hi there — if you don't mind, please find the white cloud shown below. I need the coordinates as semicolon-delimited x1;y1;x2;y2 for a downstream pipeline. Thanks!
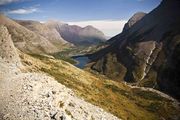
7;8;38;14
68;20;127;37
0;0;20;5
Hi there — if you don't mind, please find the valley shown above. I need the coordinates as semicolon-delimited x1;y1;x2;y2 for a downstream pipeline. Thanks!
0;0;180;120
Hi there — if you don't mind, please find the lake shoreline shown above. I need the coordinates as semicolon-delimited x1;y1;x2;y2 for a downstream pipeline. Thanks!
71;55;90;69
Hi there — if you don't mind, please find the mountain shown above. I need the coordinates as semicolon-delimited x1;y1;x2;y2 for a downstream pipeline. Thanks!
0;14;64;54
46;21;106;46
16;20;72;49
89;0;180;99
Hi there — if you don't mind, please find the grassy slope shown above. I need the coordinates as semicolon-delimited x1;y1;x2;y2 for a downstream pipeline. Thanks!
20;53;180;120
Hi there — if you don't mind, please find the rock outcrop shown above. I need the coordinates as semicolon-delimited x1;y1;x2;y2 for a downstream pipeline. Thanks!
89;0;180;99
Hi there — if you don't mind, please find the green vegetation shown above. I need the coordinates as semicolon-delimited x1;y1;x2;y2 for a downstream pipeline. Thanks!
21;53;180;120
29;53;77;65
53;52;77;64
132;88;164;101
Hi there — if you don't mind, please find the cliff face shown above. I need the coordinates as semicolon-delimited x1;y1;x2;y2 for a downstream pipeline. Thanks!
89;0;180;99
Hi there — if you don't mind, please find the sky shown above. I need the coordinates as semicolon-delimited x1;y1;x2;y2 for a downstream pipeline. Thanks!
0;0;162;36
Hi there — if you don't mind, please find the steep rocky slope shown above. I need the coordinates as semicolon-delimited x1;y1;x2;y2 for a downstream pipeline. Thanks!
0;14;60;54
16;20;72;49
0;25;119;120
0;25;21;66
46;21;106;46
89;0;180;99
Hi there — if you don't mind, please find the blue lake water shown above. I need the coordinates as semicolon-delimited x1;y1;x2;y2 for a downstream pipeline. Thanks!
73;56;90;69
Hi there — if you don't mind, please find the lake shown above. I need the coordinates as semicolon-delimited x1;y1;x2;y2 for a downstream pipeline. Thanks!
72;56;90;69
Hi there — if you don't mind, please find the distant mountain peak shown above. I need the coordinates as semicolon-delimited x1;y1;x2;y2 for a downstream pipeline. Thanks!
84;25;94;28
83;25;101;31
123;12;146;32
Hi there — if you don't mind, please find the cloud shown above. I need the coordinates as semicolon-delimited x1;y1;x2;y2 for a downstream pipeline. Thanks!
0;0;20;5
68;20;127;37
7;7;38;14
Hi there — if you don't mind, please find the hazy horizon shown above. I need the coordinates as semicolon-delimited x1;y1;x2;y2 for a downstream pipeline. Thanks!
0;0;162;36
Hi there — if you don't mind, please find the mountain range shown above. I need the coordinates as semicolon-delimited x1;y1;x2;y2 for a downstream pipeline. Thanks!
16;20;71;48
0;14;106;54
45;21;106;46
